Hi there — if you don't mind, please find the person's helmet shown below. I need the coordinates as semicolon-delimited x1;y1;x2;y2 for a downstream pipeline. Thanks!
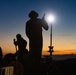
29;10;38;18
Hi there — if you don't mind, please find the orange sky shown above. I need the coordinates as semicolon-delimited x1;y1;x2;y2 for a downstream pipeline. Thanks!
0;32;76;55
1;35;76;56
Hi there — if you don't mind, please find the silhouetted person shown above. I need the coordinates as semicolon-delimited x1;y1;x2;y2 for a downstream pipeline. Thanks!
0;47;3;67
25;10;49;63
13;34;28;64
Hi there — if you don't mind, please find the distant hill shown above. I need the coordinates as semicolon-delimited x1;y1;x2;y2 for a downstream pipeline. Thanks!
43;54;76;60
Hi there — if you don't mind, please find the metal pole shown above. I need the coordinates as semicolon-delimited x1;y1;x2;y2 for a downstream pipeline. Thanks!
50;23;52;47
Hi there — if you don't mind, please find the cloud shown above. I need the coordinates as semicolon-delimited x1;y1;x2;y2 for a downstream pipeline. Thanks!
73;42;76;44
65;50;76;51
60;34;72;36
55;50;76;52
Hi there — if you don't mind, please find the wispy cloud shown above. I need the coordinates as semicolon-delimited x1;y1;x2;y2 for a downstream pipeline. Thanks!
59;34;73;36
72;42;76;44
54;50;76;52
65;50;76;51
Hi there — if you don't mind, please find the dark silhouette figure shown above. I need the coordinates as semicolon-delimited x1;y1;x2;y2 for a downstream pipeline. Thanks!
2;53;16;67
0;47;3;67
25;10;49;63
13;34;28;64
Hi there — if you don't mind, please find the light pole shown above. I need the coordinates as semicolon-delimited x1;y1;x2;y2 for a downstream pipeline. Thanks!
46;14;55;58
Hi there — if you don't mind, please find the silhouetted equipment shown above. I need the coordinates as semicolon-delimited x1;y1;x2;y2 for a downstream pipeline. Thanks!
0;61;24;75
1;66;14;75
48;23;54;58
8;61;24;75
13;39;17;52
2;53;16;67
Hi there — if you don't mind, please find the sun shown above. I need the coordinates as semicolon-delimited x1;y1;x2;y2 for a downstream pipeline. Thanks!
45;14;55;23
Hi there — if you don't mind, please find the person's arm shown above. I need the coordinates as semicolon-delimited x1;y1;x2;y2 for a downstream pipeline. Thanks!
42;14;49;30
42;20;49;30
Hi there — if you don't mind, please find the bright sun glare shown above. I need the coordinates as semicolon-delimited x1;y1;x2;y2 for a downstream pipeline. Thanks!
45;14;55;23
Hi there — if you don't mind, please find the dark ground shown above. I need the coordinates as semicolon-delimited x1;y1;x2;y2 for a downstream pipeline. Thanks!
23;57;76;75
1;57;76;75
47;58;76;75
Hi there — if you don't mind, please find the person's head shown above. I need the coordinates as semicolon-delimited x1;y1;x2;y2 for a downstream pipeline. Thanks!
29;10;38;19
16;34;22;40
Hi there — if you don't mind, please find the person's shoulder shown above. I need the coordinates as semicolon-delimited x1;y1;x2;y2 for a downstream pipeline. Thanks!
37;18;42;22
37;18;41;20
22;38;27;43
26;20;30;23
26;20;31;24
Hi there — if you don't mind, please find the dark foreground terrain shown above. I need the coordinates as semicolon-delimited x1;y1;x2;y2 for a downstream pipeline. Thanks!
47;58;76;75
23;58;76;75
0;57;76;75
